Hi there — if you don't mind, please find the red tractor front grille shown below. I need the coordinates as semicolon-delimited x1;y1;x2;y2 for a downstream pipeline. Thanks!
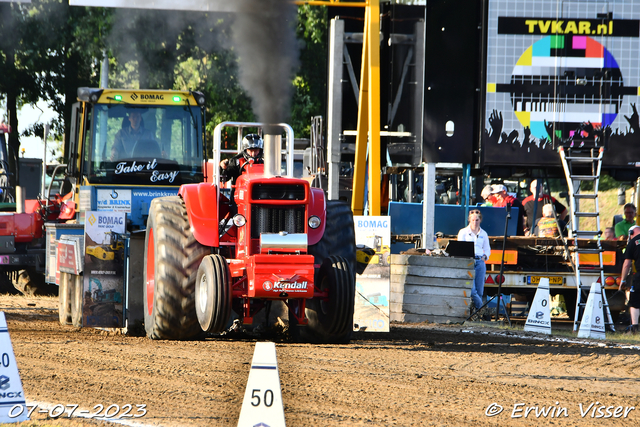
251;205;305;239
251;184;306;201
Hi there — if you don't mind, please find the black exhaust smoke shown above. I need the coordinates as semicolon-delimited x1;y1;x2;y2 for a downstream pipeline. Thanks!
231;0;300;134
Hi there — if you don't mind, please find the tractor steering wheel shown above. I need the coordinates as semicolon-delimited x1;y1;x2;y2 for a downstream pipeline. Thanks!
240;160;253;174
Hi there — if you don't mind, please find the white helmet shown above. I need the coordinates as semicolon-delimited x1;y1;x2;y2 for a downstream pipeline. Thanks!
242;134;263;161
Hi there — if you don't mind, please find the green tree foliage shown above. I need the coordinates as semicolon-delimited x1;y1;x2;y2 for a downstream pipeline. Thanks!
0;2;330;172
0;1;104;185
291;5;327;138
172;14;255;153
108;8;193;89
19;1;107;158
0;2;41;186
171;6;328;141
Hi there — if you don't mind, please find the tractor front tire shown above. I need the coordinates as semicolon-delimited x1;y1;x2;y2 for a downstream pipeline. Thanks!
195;254;232;333
143;196;208;340
293;256;355;343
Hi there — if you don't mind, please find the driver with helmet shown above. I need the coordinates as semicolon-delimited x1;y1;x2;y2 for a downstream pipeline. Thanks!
219;133;264;183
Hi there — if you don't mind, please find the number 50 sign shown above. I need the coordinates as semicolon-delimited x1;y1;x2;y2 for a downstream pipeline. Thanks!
238;343;285;427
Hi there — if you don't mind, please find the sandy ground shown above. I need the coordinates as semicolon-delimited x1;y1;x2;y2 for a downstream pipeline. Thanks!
2;294;640;427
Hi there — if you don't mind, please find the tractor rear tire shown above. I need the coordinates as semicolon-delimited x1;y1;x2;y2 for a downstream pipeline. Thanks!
308;200;356;276
58;272;72;325
195;254;232;333
292;256;355;343
143;196;208;340
295;200;355;343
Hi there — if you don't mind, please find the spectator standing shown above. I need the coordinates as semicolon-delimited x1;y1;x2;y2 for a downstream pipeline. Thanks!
619;225;640;333
457;209;491;310
489;184;525;235
522;179;568;235
614;203;637;240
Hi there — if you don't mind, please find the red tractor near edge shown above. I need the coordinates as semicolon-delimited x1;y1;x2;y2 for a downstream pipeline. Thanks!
142;122;356;343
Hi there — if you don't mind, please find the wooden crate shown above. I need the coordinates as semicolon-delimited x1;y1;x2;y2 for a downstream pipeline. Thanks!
390;254;475;323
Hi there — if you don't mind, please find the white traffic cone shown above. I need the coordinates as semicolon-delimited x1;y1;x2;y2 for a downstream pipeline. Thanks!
577;282;606;340
237;342;286;427
524;277;551;334
0;312;29;423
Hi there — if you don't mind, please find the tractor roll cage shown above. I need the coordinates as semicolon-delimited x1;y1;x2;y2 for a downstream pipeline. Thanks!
212;121;295;184
212;121;295;219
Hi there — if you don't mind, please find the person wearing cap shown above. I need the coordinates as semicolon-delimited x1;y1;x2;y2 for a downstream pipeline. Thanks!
457;209;491;310
489;184;525;236
480;184;496;206
619;225;640;333
522;179;568;235
614;203;637;241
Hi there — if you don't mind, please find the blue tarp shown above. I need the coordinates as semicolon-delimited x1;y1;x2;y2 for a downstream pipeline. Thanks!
389;202;519;244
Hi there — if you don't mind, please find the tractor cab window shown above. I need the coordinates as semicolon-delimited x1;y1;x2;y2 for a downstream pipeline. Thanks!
87;104;203;185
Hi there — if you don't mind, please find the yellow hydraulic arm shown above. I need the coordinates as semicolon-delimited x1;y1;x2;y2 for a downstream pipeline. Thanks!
295;0;381;215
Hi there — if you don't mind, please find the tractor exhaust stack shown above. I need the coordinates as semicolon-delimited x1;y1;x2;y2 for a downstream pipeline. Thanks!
263;134;281;178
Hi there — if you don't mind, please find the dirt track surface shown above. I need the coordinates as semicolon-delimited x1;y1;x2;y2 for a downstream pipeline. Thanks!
2;295;640;426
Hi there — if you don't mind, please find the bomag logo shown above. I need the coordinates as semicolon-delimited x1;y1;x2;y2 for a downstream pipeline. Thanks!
141;94;164;101
88;214;97;226
130;93;138;101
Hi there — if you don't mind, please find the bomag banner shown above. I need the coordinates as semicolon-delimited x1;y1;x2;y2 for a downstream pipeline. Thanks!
354;216;391;332
484;0;640;168
83;211;126;328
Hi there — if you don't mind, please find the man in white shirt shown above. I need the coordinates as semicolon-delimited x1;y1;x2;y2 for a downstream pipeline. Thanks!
457;209;492;309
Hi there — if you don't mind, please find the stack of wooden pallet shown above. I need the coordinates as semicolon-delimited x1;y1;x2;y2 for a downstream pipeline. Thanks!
390;254;474;323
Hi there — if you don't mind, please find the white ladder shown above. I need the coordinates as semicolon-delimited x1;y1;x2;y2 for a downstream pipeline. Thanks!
558;146;615;332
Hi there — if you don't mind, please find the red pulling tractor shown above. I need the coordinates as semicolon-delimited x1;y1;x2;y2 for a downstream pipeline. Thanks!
142;122;356;343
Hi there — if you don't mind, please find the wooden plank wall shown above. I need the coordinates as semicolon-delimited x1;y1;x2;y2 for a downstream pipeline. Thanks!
390;255;475;323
